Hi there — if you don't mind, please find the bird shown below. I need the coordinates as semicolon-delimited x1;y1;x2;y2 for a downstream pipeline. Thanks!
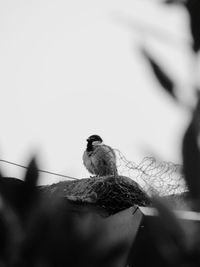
83;135;118;177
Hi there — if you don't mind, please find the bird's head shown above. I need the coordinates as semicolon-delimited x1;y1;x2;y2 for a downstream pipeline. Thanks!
86;135;103;147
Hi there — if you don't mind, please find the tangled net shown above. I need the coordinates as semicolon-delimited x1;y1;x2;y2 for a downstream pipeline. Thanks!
42;175;150;215
114;149;187;196
41;150;187;214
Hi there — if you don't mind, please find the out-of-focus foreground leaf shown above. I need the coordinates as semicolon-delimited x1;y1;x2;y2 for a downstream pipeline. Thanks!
0;196;22;265
20;157;40;221
165;0;200;53
185;0;200;53
24;157;38;188
142;48;177;100
165;0;185;4
182;93;200;206
21;199;128;267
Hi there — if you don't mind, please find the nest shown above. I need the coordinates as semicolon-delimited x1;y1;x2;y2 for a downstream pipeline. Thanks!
40;175;150;215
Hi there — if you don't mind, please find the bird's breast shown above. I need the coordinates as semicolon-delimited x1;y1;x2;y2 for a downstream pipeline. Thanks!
83;151;96;174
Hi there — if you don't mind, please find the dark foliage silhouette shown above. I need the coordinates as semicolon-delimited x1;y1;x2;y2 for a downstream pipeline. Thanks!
166;0;200;52
140;1;200;266
142;48;177;100
182;93;200;206
0;1;200;266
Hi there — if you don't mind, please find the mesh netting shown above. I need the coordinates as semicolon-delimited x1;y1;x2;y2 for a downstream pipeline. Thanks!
41;175;150;215
40;150;187;214
114;149;187;196
91;176;150;213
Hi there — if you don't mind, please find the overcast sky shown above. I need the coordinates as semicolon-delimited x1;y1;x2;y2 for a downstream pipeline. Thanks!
0;0;193;184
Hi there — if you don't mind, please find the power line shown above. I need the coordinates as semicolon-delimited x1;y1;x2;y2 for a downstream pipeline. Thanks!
0;159;78;180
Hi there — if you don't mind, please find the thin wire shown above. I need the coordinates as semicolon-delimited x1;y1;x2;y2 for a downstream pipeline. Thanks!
0;159;78;180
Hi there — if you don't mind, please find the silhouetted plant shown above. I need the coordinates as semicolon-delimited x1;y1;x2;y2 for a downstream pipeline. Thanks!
142;48;177;101
0;1;200;267
140;1;200;266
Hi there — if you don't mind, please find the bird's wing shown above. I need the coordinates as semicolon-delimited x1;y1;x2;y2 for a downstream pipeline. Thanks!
82;150;96;174
94;145;116;162
92;145;117;175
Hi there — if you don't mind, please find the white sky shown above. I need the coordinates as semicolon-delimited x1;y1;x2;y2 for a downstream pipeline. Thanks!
0;0;194;184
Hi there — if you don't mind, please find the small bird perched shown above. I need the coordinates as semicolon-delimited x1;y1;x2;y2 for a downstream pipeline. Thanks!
83;135;118;177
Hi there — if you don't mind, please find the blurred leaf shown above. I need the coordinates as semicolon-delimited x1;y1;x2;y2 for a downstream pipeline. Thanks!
0;178;25;217
20;157;40;221
185;0;200;53
24;157;39;188
0;170;3;179
165;0;177;3
182;93;200;204
165;0;185;4
142;48;177;100
0;196;22;265
165;0;200;52
22;199;123;267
